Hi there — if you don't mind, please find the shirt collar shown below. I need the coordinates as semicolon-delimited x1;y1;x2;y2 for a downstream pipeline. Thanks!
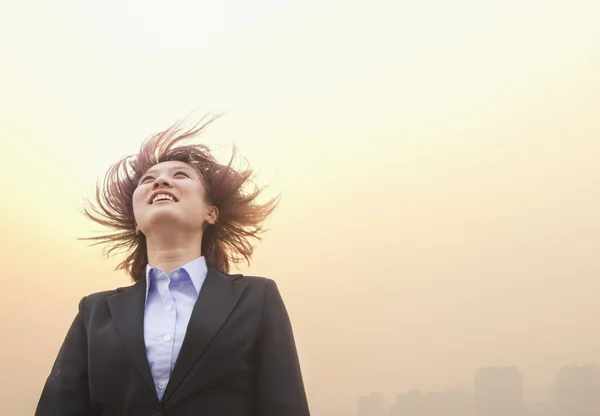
145;256;208;299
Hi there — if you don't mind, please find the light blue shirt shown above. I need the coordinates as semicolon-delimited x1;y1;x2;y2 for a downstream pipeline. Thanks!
143;256;208;400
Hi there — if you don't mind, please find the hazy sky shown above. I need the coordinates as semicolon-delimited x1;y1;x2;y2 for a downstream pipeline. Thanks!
2;0;600;415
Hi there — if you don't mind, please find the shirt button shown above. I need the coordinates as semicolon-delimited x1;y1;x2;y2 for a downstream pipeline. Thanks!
158;381;166;390
164;334;172;342
172;271;180;280
164;304;173;311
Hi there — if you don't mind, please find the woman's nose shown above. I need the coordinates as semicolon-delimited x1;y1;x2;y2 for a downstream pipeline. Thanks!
152;178;172;189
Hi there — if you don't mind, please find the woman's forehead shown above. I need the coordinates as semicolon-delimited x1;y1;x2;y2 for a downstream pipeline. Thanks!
143;160;194;175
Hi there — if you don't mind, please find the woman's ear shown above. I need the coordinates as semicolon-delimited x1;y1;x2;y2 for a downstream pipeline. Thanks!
206;206;219;225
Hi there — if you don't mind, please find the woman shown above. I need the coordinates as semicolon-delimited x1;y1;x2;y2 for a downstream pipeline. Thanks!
36;116;310;416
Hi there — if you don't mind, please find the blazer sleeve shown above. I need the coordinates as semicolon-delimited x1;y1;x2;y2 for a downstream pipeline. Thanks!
254;279;310;416
35;296;92;416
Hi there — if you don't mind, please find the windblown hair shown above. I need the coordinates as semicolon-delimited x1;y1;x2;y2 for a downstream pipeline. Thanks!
82;114;279;281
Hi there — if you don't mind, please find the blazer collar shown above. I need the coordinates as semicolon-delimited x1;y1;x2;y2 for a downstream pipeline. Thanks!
106;267;248;405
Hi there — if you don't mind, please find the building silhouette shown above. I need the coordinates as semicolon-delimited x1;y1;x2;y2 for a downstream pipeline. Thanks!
389;390;430;416
389;388;473;416
556;364;600;416
358;392;386;416
357;363;600;416
474;366;523;416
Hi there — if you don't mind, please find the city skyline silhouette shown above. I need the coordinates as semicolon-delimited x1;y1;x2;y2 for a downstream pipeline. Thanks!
358;364;600;416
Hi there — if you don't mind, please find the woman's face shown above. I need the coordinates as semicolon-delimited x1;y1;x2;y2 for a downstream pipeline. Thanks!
132;160;216;235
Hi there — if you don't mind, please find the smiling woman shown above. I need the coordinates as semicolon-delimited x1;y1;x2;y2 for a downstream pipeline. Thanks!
35;115;311;416
81;115;276;280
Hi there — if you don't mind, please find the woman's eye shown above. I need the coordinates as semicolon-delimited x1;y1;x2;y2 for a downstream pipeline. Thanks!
141;175;154;183
174;171;190;178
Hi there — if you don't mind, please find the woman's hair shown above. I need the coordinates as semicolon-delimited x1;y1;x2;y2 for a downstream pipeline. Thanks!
82;114;278;281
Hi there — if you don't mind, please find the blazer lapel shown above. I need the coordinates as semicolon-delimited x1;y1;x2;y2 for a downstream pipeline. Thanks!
162;267;248;404
106;280;156;394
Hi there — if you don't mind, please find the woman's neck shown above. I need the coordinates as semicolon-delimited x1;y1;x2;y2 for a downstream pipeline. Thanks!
145;233;203;275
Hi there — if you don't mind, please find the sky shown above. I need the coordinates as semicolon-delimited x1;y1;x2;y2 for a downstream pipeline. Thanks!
1;0;600;414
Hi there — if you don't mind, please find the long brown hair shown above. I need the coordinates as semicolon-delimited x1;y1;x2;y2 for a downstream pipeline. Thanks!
82;114;279;281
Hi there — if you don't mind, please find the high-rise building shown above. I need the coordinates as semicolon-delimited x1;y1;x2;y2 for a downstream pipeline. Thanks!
474;366;523;416
389;390;426;416
358;392;385;416
556;364;600;416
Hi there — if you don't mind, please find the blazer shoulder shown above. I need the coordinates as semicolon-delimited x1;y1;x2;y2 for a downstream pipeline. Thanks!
80;283;136;310
212;267;273;287
84;288;120;303
235;274;274;288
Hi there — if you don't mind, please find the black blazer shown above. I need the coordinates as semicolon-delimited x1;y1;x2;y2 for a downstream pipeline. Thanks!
35;268;310;416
